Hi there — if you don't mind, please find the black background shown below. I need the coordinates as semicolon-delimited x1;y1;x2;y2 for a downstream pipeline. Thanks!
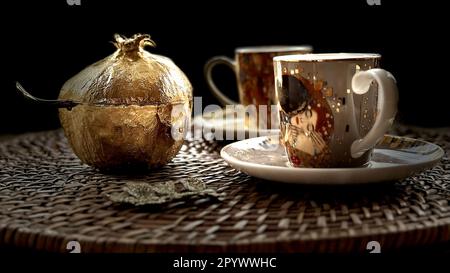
1;0;449;133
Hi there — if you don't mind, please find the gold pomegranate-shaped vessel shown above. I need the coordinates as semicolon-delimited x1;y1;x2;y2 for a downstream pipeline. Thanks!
56;34;192;170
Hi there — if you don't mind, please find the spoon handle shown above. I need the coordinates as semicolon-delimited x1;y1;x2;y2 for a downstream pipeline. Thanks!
16;82;80;109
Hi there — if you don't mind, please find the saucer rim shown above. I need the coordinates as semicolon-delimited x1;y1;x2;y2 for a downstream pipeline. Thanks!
220;135;444;185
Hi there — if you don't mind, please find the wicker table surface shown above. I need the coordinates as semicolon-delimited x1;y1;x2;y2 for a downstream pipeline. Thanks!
0;125;449;253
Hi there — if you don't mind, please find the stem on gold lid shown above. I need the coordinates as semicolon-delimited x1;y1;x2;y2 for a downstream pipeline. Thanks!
113;33;156;53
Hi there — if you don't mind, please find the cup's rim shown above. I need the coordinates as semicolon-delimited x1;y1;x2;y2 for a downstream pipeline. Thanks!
235;45;313;54
273;53;382;62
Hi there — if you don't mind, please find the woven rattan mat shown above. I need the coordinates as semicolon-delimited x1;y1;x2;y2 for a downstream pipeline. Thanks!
0;126;449;253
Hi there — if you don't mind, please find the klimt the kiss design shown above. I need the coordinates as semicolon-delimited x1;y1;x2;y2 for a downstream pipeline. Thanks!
274;53;398;168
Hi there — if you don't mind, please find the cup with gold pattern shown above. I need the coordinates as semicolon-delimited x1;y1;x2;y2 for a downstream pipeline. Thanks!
274;53;398;168
205;46;312;129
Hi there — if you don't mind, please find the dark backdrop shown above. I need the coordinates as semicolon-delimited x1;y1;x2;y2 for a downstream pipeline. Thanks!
2;0;449;133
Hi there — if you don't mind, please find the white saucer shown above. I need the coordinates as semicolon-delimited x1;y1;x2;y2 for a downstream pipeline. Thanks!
221;135;444;185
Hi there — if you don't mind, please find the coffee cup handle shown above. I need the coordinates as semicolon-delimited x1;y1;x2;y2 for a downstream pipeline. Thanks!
350;68;399;158
204;56;239;106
